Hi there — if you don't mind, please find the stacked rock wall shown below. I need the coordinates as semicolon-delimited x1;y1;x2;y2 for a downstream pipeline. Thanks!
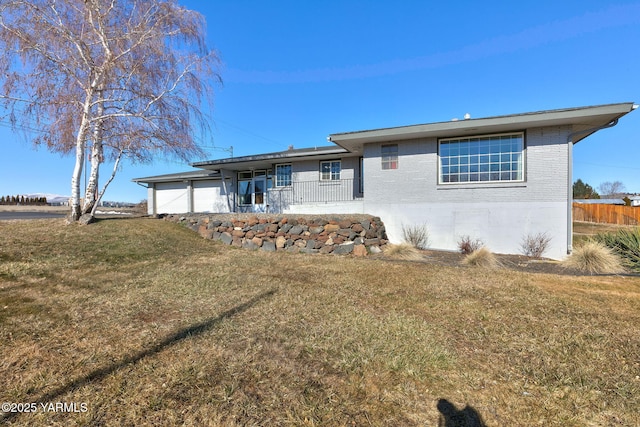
165;214;388;256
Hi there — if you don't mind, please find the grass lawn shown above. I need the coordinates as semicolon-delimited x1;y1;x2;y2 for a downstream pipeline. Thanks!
1;218;639;426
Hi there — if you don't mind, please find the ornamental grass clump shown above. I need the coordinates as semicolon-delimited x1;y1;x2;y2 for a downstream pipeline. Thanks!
382;243;424;261
563;241;625;274
462;247;500;269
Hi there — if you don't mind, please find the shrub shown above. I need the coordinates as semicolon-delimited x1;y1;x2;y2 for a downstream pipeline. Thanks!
401;223;429;249
383;243;424;261
457;235;484;255
462;247;500;268
594;228;640;272
563;241;625;274
520;232;552;258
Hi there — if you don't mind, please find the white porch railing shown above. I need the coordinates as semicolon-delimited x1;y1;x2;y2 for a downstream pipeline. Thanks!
267;178;363;213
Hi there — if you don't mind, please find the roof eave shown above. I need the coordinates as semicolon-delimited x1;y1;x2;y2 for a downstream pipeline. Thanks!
329;102;637;151
191;146;352;170
132;170;221;184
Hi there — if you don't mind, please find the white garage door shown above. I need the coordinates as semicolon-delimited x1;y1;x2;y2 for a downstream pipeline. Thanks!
192;180;230;213
155;182;189;214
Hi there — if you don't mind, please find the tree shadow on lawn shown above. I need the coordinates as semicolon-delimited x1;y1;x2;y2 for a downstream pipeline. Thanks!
0;288;277;424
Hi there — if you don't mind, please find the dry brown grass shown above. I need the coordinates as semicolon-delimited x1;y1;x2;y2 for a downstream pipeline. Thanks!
1;218;640;426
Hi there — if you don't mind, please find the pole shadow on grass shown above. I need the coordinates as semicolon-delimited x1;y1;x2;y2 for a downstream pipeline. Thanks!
437;398;487;427
0;288;277;424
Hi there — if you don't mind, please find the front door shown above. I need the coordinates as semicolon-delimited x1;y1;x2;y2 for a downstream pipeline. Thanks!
238;172;267;213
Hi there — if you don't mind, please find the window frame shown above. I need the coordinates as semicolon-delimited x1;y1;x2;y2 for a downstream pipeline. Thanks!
381;144;398;170
438;132;525;185
358;156;364;193
275;163;292;187
320;160;341;181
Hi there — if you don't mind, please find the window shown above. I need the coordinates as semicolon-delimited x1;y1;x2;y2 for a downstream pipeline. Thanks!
238;180;252;205
275;164;292;187
381;144;398;169
439;133;524;183
320;160;341;181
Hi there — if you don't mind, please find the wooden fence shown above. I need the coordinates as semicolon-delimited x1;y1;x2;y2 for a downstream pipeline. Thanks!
573;202;640;226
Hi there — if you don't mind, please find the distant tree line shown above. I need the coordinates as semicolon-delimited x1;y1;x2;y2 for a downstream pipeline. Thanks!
574;179;634;205
0;195;48;205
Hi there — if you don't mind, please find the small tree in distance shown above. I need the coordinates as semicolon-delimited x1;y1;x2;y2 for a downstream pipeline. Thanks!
573;179;600;199
598;181;626;198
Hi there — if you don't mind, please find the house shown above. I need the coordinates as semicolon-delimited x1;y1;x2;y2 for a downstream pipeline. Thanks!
573;199;626;205
133;102;637;259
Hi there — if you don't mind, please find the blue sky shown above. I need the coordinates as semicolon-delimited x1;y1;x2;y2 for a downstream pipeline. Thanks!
1;0;640;202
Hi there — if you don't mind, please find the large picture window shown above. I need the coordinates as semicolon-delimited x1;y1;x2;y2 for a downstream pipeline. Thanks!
275;164;292;187
320;160;341;181
439;133;524;183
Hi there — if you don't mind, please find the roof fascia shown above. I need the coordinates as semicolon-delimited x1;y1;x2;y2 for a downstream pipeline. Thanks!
191;146;353;170
328;103;636;150
132;171;221;184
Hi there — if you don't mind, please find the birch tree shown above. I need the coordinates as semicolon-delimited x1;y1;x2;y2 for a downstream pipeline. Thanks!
0;0;220;222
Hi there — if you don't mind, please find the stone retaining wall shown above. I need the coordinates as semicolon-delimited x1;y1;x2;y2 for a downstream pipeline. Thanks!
165;214;388;256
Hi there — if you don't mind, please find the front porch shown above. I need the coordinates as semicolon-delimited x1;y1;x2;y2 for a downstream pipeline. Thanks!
238;177;364;214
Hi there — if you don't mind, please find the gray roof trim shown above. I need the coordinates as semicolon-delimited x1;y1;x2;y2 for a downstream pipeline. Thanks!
132;170;222;184
328;103;636;151
133;146;352;183
191;145;350;168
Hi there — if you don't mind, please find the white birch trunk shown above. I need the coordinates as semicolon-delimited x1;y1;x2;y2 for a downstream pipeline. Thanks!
69;91;94;221
82;140;101;214
91;146;126;217
82;95;104;215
